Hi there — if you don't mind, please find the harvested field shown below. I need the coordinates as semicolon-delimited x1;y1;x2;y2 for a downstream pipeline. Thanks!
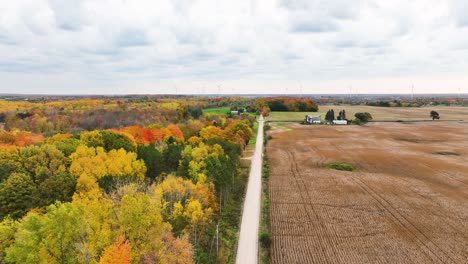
267;121;468;264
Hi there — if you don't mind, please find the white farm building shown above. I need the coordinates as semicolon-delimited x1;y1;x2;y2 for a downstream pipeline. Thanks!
305;115;322;124
332;120;347;125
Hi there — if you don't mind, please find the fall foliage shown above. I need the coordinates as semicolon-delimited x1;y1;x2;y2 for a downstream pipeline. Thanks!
0;96;258;263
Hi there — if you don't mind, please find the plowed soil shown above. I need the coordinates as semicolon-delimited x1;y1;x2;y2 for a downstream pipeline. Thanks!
267;121;468;264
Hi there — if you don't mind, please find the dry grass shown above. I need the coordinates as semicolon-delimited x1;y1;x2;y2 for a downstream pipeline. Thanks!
318;105;467;121
267;121;468;264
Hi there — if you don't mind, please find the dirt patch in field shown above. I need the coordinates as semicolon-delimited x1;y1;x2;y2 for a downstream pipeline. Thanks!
267;121;468;264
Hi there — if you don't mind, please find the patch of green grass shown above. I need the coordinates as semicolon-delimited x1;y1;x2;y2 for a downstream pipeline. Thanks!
248;121;259;146
432;151;460;156
202;107;230;115
267;111;325;121
325;162;358;171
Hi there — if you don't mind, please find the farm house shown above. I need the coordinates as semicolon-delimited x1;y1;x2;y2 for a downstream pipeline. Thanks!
305;115;322;124
333;120;347;125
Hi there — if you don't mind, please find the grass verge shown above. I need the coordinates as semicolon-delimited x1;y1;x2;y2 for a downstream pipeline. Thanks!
248;121;259;146
258;126;271;264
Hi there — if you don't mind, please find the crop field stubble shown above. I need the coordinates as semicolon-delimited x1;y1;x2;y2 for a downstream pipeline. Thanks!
267;120;468;264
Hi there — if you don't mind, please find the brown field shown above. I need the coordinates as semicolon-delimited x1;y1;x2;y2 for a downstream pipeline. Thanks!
267;121;468;263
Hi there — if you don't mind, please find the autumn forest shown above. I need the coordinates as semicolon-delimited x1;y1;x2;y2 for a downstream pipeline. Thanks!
0;95;320;263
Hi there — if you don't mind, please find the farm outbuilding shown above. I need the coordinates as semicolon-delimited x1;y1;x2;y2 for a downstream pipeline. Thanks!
305;115;322;124
332;120;347;125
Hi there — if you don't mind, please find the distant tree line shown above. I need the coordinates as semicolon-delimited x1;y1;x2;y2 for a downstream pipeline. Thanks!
252;97;319;116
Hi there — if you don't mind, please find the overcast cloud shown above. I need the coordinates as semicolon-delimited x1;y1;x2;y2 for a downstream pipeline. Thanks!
0;0;467;94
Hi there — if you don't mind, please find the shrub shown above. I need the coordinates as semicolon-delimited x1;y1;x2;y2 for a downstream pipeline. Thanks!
259;232;271;248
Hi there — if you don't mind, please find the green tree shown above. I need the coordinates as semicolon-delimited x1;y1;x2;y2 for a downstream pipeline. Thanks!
38;202;84;263
0;217;17;263
354;112;373;123
5;202;84;264
101;131;136;153
36;172;76;207
337;109;346;120
0;163;20;184
189;107;203;119
163;141;184;173
20;144;67;184
137;144;164;182
0;148;23;183
0;173;36;220
325;109;335;123
52;138;82;157
4;213;43;263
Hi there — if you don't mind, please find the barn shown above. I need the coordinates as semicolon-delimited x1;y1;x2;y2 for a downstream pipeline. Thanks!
305;115;322;124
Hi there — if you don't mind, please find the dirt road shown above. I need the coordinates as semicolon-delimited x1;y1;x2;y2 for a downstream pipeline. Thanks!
236;116;264;264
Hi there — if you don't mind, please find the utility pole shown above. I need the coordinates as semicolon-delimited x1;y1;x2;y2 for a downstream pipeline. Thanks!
216;223;219;257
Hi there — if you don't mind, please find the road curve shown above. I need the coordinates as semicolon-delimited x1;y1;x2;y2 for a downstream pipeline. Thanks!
236;116;265;264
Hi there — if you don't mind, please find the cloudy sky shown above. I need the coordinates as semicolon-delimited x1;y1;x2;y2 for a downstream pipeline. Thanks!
0;0;467;95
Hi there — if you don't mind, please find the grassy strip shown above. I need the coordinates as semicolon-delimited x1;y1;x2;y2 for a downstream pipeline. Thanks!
248;121;259;146
325;162;358;171
258;124;271;264
267;111;324;121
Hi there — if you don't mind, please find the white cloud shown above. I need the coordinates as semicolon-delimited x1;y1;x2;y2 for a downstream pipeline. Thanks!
0;0;466;94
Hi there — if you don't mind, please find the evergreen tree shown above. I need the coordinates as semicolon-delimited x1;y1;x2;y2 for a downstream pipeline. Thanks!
0;173;36;220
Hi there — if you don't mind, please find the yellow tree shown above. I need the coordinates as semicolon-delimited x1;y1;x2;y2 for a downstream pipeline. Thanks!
154;176;216;239
116;190;169;262
69;146;146;199
199;126;225;142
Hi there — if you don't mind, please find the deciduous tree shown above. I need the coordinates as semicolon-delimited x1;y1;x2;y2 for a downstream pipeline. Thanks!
20;144;67;184
99;235;131;264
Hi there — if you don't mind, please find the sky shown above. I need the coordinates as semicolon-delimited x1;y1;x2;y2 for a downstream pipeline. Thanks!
0;0;467;95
